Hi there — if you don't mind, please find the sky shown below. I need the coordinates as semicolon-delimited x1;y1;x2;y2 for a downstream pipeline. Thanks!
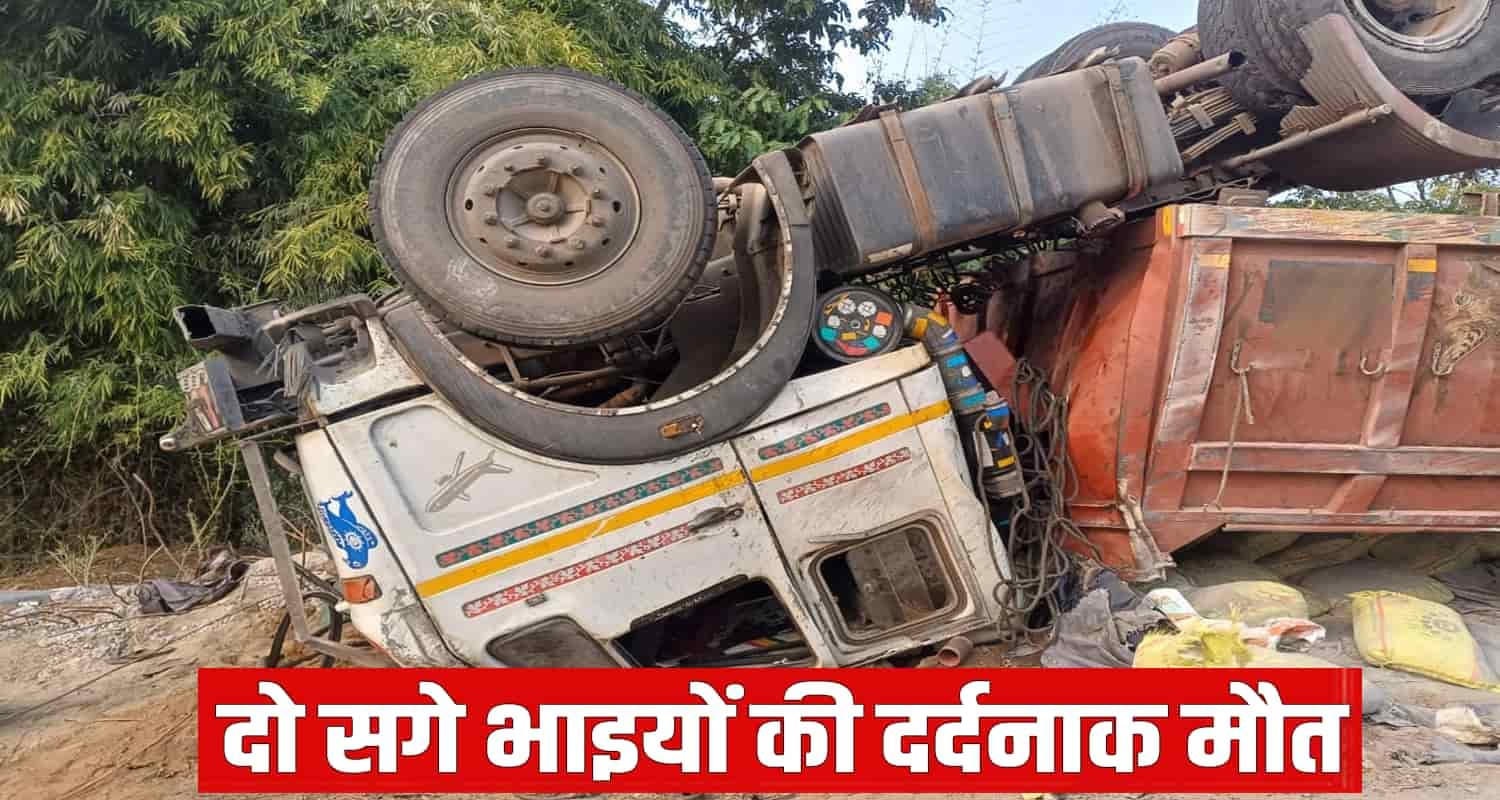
837;0;1199;95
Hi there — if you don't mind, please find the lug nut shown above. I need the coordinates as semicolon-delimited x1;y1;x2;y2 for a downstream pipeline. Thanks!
504;236;519;248
536;155;550;166
482;213;498;226
589;215;604;227
503;163;515;172
570;165;583;176
535;245;552;257
591;188;603;199
570;238;586;250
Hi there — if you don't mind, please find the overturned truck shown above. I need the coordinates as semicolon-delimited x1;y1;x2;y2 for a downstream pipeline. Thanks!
165;4;1500;667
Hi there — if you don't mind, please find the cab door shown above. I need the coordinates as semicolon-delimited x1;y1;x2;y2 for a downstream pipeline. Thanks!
732;361;997;664
323;396;832;666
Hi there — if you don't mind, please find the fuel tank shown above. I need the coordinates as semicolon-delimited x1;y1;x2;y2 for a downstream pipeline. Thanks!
802;57;1182;274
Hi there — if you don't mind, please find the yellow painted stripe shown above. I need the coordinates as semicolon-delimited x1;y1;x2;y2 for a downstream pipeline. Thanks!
1408;257;1438;273
1160;207;1175;237
417;471;746;598
750;400;952;484
1198;253;1231;269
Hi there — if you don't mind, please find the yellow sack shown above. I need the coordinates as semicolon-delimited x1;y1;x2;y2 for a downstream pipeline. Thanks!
1350;591;1500;693
1133;619;1252;668
1258;534;1377;578
1296;560;1454;606
1209;531;1304;562
1369;533;1481;576
1185;581;1309;625
1175;555;1281;587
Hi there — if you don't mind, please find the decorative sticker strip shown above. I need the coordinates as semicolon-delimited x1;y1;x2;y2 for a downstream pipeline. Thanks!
775;448;913;505
757;403;893;460
462;522;696;618
435;458;723;568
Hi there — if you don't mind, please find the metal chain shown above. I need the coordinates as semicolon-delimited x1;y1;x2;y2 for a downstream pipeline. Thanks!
993;359;1100;648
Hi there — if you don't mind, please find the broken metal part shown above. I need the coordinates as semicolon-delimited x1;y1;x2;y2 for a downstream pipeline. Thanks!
1076;200;1127;238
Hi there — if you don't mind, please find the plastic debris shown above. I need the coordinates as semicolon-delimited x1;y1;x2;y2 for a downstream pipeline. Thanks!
1435;705;1500;746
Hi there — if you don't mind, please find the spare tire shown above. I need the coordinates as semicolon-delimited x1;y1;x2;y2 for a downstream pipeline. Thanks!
1015;22;1175;84
1201;0;1500;114
371;69;715;347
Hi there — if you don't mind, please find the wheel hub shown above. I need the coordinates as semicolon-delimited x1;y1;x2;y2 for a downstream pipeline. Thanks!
449;130;641;286
526;192;565;224
1352;0;1488;49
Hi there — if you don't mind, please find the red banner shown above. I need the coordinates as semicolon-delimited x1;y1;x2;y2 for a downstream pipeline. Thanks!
198;667;1361;794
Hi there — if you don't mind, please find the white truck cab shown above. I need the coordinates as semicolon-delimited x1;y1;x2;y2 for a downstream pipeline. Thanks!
287;323;1009;668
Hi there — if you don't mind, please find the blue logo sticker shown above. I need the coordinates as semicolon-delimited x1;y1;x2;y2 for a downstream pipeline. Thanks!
318;491;379;569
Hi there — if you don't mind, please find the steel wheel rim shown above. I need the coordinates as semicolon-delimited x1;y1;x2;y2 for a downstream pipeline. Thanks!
1349;0;1490;50
447;127;643;286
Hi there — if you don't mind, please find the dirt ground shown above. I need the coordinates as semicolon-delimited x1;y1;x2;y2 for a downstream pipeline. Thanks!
2;557;1497;800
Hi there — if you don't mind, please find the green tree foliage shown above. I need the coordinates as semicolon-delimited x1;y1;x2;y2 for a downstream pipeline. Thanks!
0;0;934;560
1277;171;1500;213
671;0;949;170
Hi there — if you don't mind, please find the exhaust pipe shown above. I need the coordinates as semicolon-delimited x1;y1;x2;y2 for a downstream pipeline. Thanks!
1155;51;1245;96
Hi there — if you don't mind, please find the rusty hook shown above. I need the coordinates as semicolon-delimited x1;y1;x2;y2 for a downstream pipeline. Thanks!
1359;351;1388;377
1432;345;1455;377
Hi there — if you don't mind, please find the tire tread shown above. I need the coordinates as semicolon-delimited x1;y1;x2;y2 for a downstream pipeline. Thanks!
369;67;717;348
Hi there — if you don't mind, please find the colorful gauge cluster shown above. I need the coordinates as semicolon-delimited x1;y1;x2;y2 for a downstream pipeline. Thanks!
812;287;904;363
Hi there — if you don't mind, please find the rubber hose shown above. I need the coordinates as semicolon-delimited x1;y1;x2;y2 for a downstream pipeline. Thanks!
901;306;987;419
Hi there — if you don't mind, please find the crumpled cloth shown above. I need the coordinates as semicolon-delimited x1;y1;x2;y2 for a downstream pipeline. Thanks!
1041;587;1167;669
135;551;250;614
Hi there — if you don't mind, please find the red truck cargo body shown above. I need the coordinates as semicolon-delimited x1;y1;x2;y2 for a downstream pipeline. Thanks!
962;204;1500;577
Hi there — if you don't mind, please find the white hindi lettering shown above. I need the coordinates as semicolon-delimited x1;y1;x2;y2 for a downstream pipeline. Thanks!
1182;681;1349;774
484;681;743;780
748;680;864;773
875;681;1167;775
217;680;306;774
318;681;468;774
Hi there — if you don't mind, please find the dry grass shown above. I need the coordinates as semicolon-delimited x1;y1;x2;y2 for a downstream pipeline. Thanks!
46;534;104;586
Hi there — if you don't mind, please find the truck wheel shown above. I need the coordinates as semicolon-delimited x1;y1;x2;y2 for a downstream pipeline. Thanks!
1015;22;1175;84
1200;0;1500;114
383;152;817;466
370;69;715;347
